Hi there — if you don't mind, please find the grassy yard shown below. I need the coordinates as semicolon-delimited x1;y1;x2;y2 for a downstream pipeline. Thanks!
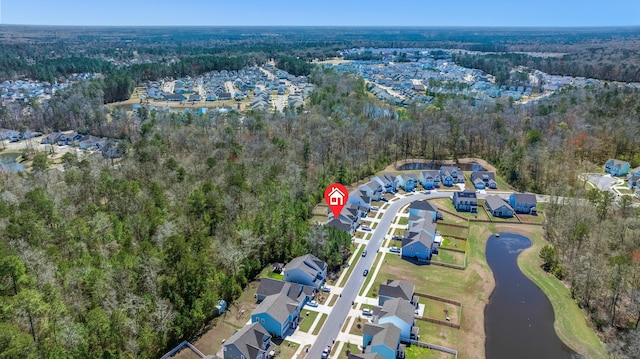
258;266;284;281
414;319;463;352
431;198;481;221
433;249;466;267
419;297;461;325
405;344;456;359
514;225;607;358
275;340;299;359
355;231;365;239
393;228;404;236
440;237;467;250
437;224;468;238
298;310;320;332
349;316;367;335
337;245;364;287
518;212;545;224
398;217;409;226
312;313;328;335
338;342;361;359
359;252;383;295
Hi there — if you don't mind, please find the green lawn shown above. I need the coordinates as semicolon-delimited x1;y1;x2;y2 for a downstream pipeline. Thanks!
337;245;364;287
359;252;383;295
258;267;284;281
413;320;463;354
517;226;607;358
440;237;467;250
437;225;468;238
405;344;456;359
338;342;361;359
433;249;466;267
518;212;545;224
398;217;409;226
298;310;320;332
419;297;461;325
431;198;480;220
312;313;328;335
349;316;366;335
276;340;299;359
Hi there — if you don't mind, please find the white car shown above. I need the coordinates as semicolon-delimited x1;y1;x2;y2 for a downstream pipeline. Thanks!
307;300;318;307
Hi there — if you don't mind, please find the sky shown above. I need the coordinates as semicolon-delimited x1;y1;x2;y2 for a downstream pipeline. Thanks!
1;0;639;27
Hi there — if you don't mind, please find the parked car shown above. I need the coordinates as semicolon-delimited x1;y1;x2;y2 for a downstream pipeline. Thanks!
321;346;331;359
362;250;367;257
389;247;400;253
392;235;402;240
307;300;318;307
371;206;379;211
362;308;372;316
363;269;369;276
322;286;331;293
380;197;389;202
362;226;372;231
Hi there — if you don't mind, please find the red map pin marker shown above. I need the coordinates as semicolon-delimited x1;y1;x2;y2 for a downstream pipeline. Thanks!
324;183;349;218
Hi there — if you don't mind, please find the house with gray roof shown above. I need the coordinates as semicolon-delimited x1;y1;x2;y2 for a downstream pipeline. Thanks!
605;158;630;176
362;322;405;359
470;171;497;190
373;298;415;341
283;254;327;289
378;280;418;308
251;292;304;338
402;217;437;262
255;278;315;303
348;353;384;359
484;195;514;218
326;202;365;234
419;170;440;189
372;174;397;193
222;322;274;359
452;190;478;213
509;193;537;215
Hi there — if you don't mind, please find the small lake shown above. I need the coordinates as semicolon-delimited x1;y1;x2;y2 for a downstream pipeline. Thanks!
485;233;579;359
0;152;24;172
396;161;484;171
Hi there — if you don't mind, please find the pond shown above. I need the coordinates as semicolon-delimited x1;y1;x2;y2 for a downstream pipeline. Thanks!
0;152;24;172
484;233;579;359
396;161;485;171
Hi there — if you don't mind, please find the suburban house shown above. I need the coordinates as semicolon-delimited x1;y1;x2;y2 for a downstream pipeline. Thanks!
223;322;274;359
361;181;384;202
484;195;514;218
509;193;537;215
255;278;315;303
327;203;366;234
373;298;416;341
452;190;478;213
402;216;437;262
629;175;640;190
419;170;440;189
630;167;640;177
395;174;418;192
362;322;405;359
251;292;304;338
408;200;441;224
605;159;630;176
348;353;384;359
470;171;497;190
283;254;327;290
373;174;397;193
378;280;418;308
439;166;463;187
348;189;372;212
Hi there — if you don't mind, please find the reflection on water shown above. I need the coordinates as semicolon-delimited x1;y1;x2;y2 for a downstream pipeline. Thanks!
485;233;580;359
396;161;485;171
0;152;24;172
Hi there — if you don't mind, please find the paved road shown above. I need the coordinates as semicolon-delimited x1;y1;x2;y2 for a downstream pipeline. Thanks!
308;192;451;358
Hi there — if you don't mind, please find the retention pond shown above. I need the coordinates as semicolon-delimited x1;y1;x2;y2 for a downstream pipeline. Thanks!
485;232;579;359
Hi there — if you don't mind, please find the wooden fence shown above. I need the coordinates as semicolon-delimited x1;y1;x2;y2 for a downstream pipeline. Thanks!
415;316;461;329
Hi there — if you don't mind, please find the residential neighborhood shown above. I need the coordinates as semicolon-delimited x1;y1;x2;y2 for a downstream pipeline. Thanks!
0;73;100;104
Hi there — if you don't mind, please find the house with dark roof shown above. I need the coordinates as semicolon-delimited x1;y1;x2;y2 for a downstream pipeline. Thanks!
362;322;404;359
629;175;640;190
419;170;440;189
605;159;630;176
509;193;537;215
440;166;463;187
395;173;418;192
373;297;416;341
255;278;315;303
250;292;304;338
378;280;418;308
485;195;514;218
470;171;497;190
402;217;437;262
348;188;372;212
372;174;397;193
326;203;365;234
407;201;441;224
452;190;478;213
361;181;383;201
348;353;384;359
283;254;327;289
222;322;274;359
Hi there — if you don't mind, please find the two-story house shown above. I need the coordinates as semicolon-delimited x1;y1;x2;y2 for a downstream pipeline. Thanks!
509;193;537;215
439;166;463;187
373;298;416;341
362;322;405;359
402;217;437;262
378;280;418;309
605;159;630;177
395;173;418;192
470;171;497;190
251;292;305;338
223;322;274;359
372;174;397;193
419;170;440;190
360;181;384;202
283;254;327;290
452;190;478;213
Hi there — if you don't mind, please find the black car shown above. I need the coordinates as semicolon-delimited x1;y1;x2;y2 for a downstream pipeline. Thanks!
363;269;369;276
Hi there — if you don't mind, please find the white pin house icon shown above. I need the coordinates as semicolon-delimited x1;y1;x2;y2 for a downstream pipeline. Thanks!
328;187;346;206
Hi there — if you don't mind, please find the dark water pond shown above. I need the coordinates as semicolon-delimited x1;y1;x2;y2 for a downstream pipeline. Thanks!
485;233;579;359
396;161;484;171
0;152;23;172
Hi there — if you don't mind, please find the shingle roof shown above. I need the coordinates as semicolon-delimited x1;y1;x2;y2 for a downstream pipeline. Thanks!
408;200;438;213
224;322;272;359
376;298;415;326
284;254;327;286
348;353;384;359
470;171;495;183
512;193;536;204
363;181;381;191
253;292;299;323
420;170;439;179
379;280;415;301
364;322;401;352
402;218;436;248
456;189;477;198
485;195;512;212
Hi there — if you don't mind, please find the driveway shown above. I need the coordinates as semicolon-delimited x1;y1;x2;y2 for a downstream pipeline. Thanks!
586;173;620;191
